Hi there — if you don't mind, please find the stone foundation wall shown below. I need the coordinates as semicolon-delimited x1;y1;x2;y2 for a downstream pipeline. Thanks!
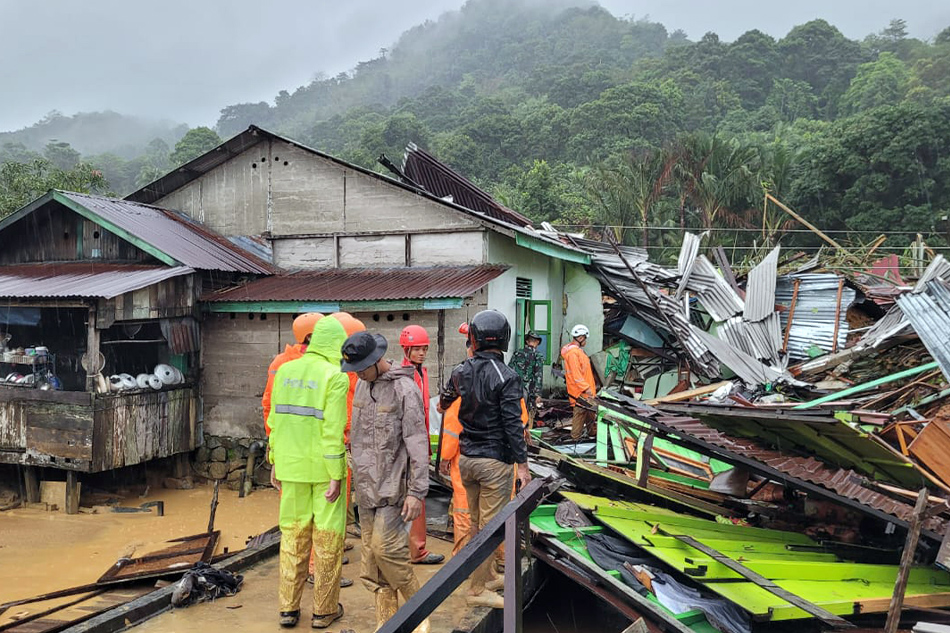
191;434;270;492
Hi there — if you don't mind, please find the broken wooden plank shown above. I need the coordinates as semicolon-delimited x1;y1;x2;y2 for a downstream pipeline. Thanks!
643;382;730;405
665;533;855;629
885;488;930;633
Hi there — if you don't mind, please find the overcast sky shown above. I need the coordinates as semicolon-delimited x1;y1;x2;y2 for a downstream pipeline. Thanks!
1;0;948;133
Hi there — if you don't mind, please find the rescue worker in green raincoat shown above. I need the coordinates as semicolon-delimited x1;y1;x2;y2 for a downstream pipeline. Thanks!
269;316;349;629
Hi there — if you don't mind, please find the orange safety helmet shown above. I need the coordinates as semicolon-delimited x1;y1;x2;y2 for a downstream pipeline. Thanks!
399;325;430;347
292;313;324;343
330;311;367;336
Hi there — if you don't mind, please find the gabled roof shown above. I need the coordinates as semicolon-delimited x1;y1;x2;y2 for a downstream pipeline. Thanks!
200;264;507;303
126;126;588;265
0;190;274;274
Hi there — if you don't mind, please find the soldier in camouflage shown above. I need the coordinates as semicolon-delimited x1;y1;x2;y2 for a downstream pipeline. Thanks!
508;330;544;430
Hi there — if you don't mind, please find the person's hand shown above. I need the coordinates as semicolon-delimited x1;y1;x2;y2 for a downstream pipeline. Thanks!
270;467;281;492
436;402;445;414
535;396;542;408
325;479;342;503
516;462;531;491
438;460;451;477
401;495;423;522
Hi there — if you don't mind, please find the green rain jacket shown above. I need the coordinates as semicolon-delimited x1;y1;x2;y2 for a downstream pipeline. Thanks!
268;316;349;484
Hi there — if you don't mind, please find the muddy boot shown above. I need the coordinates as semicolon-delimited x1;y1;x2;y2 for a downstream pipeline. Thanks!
374;587;399;631
398;577;431;633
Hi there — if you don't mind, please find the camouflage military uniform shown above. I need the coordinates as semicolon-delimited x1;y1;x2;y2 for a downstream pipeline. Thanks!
509;343;543;429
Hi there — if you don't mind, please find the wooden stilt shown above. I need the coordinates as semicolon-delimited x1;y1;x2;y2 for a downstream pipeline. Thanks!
23;466;40;503
66;471;80;515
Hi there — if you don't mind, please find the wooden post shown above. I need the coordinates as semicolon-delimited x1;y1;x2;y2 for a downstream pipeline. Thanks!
885;487;930;633
831;278;845;354
65;471;80;515
635;433;654;488
782;278;801;353
23;466;40;503
85;305;99;393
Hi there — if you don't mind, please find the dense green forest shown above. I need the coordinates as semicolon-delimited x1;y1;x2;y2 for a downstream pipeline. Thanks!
3;0;950;260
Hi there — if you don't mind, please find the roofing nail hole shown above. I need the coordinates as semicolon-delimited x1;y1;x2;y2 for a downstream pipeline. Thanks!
252;163;257;169
274;156;279;161
283;161;288;166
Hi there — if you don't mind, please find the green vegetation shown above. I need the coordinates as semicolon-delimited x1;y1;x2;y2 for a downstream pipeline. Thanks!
2;0;949;261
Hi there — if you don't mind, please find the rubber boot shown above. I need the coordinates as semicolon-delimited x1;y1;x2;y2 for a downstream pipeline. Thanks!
374;587;399;632
398;577;431;633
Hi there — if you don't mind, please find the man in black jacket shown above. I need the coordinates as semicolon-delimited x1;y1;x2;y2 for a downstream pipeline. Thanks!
439;310;530;608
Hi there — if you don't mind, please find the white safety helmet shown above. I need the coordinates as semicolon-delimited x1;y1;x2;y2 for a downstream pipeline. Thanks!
571;324;590;338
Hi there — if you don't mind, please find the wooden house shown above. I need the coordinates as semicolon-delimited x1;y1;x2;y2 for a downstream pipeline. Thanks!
0;190;272;510
128;126;605;439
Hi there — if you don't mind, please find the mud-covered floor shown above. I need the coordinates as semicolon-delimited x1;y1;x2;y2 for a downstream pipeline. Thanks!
0;483;280;615
134;535;468;633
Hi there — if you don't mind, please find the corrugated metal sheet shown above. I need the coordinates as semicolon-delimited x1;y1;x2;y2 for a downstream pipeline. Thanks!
775;274;855;360
675;232;704;298
744;246;779;321
160;317;200;354
228;235;273;264
646;411;946;534
693;325;804;387
685;255;744;321
200;265;507;302
59;192;273;274
0;263;193;299
402;143;533;228
913;255;950;293
898;281;950;382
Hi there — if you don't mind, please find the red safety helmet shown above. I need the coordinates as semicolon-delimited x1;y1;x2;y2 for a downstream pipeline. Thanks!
399;325;430;347
458;322;469;336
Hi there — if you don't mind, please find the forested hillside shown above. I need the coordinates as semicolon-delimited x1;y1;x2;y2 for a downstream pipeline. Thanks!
3;0;950;257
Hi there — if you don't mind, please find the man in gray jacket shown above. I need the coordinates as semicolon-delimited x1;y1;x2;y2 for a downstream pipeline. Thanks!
342;331;430;633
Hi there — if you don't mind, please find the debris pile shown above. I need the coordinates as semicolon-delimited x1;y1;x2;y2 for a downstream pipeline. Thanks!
528;231;950;632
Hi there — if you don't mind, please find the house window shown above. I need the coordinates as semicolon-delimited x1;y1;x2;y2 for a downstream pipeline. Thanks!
516;277;533;299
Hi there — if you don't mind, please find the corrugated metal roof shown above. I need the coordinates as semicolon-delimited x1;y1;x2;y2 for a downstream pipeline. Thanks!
692;325;804;387
898;280;950;382
200;265;507;303
621;405;946;535
913;255;950;293
685;255;744;321
674;231;704;298
744;246;779;321
402;143;533;228
0;263;193;299
775;274;855;360
58;192;273;274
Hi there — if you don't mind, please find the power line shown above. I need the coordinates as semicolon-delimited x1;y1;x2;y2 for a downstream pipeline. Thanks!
553;224;945;236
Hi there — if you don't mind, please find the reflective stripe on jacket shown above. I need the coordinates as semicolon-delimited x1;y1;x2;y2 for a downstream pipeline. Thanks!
268;317;349;484
560;342;595;404
262;343;305;435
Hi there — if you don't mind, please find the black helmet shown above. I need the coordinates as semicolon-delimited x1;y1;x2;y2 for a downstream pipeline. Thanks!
469;310;511;352
341;332;388;372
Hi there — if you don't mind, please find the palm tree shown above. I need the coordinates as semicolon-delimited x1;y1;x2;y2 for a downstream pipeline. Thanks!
586;147;675;247
675;133;760;231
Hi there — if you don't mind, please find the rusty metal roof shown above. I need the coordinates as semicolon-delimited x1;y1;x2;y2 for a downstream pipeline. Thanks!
597;397;947;538
402;143;533;228
200;265;508;303
54;191;274;274
0;263;193;299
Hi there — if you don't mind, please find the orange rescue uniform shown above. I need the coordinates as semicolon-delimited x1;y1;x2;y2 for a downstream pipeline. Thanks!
560;341;595;404
262;343;305;435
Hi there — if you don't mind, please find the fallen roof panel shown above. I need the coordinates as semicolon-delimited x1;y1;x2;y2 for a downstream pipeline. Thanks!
200;264;508;303
898;280;950;383
0;263;193;299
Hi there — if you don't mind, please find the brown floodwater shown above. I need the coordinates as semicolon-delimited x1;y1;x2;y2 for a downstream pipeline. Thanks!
0;483;279;607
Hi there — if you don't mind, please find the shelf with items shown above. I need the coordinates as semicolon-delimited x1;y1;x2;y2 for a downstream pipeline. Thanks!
1;353;51;366
1;352;57;388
